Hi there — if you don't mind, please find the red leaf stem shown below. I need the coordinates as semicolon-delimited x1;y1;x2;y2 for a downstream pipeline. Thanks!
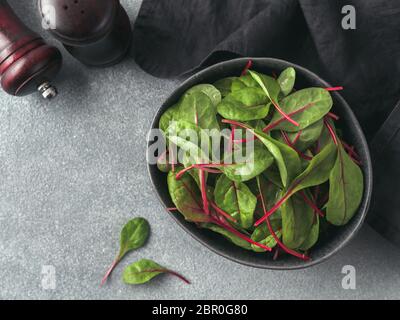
325;86;343;91
241;60;253;76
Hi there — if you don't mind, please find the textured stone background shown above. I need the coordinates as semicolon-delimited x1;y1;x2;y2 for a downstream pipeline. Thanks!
1;0;399;300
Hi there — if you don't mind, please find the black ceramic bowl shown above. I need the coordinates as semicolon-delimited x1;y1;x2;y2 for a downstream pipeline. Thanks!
147;57;373;270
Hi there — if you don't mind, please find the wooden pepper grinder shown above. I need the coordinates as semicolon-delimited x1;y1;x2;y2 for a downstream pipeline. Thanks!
39;0;132;67
0;0;62;98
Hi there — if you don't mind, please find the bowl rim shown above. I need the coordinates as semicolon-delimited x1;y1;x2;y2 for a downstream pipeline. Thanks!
147;57;373;270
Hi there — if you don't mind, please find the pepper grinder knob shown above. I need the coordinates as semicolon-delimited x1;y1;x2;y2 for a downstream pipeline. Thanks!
39;0;132;67
0;0;62;98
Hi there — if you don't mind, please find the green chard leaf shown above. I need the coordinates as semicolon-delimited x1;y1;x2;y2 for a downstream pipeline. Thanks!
299;215;320;251
185;84;222;108
167;168;211;223
159;104;180;133
326;143;364;226
217;87;271;121
278;67;296;96
157;152;171;173
269;88;333;132
177;91;220;130
248;70;281;103
101;218;150;286
281;194;314;250
273;120;324;152
289;142;338;195
231;74;260;91
118;218;150;258
251;221;281;252
256;175;283;219
201;223;253;250
214;174;257;229
243;126;302;187
123;259;190;285
213;77;238;97
222;144;274;182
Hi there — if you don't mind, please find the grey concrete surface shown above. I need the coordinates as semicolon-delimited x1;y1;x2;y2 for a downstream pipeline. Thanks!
1;0;400;300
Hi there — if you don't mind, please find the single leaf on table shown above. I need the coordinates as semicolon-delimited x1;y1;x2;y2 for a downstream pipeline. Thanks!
278;67;296;96
214;174;257;229
177;91;220;130
185;84;222;108
201;223;253;250
118;218;150;257
167;168;211;223
213;77;238;97
281;194;314;249
326;143;364;226
123;259;190;285
269;88;333;132
222;144;274;182
217;87;271;121
299;214;320;251
101;217;150;286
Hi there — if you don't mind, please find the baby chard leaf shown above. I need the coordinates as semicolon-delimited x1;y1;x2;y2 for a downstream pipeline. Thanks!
256;174;283;219
217;87;271;121
201;223;253;250
101;218;150;286
281;194;314;250
178;91;220;130
119;218;150;259
251;220;281;252
231;74;262;91
159;104;180;133
185;84;222;108
214;174;257;229
299;215;320;251
290;142;338;195
123;259;190;285
326;143;364;226
250;127;301;187
222;144;274;182
168;168;211;223
269;88;333;132
274;120;324;152
213;77;238;97
254;142;337;227
248;70;281;102
278;67;296;96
